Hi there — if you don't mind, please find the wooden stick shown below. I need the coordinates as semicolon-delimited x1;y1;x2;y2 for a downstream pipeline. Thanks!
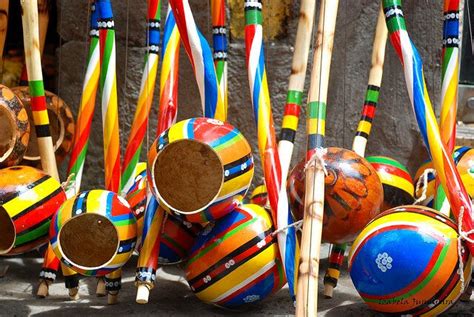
20;0;59;181
323;5;388;299
0;0;8;58
20;0;50;85
296;0;339;315
352;6;388;156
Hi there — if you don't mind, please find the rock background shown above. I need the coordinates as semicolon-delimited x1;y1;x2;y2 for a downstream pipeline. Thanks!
56;0;442;189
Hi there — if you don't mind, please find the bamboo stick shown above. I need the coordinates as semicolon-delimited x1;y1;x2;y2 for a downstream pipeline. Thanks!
296;0;339;315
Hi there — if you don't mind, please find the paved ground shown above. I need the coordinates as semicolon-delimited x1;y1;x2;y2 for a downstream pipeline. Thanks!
0;247;473;316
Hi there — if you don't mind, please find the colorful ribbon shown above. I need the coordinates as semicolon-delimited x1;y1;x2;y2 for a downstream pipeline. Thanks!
157;5;180;136
97;0;123;295
383;0;474;253
136;2;182;295
135;194;165;290
244;0;294;299
66;1;101;196
434;0;461;214
121;0;161;194
211;0;228;115
169;0;225;120
97;0;121;194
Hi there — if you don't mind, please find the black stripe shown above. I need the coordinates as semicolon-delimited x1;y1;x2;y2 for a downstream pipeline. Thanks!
117;237;137;254
105;277;121;291
72;191;89;217
189;228;274;290
280;128;296;143
64;275;79;288
11;187;63;221
224;162;254;182
213;51;227;60
244;3;262;11
223;154;253;182
367;85;380;92
359;115;373;123
328;262;341;270
36;124;52;138
135;267;156;283
363;101;377;107
39;268;57;282
332;245;346;254
355;131;369;139
382;184;414;208
398;257;461;315
443;37;459;48
323;275;338;287
444;10;459;20
157;131;169;150
147;18;160;29
384;5;404;20
225;154;252;168
98;18;115;30
454;146;471;165
192;239;276;293
0;175;51;205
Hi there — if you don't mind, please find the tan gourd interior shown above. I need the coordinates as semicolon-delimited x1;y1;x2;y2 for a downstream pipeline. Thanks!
154;139;223;213
0;106;15;162
59;213;118;269
0;207;15;254
25;108;61;159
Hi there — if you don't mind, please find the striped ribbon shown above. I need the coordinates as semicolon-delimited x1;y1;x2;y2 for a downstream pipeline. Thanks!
66;1;101;196
244;0;282;216
97;0;121;193
136;3;183;290
434;0;461;214
135;194;165;287
121;0;161;194
97;0;123;294
211;0;228;115
169;0;225;120
352;85;381;156
157;5;180;136
383;0;474;253
244;0;294;299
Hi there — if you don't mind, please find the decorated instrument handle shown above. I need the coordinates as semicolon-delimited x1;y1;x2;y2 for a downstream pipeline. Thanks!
383;0;474;253
352;6;388;157
324;5;388;299
169;0;225;120
20;0;59;181
157;5;180;136
297;0;339;315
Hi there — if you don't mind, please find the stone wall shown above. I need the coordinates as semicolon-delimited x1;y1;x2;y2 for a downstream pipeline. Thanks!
56;0;442;189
